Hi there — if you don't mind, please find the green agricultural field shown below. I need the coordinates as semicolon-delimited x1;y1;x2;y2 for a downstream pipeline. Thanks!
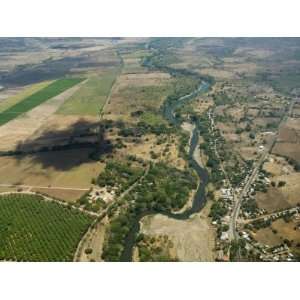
0;194;93;261
57;69;119;116
0;80;53;113
0;78;84;126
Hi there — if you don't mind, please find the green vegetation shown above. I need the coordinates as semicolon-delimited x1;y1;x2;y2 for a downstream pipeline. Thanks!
136;233;178;262
58;69;119;115
76;189;106;213
197;114;225;187
0;78;83;126
209;200;228;221
140;111;167;126
241;198;259;216
120;84;173;112
117;120;173;137
97;159;144;195
230;239;247;261
102;162;197;261
0;194;93;261
0;80;53;113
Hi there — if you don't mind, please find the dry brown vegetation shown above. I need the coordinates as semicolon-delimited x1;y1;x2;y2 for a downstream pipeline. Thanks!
103;72;172;122
253;218;300;254
140;204;215;261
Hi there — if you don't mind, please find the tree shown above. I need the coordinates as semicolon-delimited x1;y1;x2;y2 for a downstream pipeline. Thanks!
278;181;286;188
249;132;255;139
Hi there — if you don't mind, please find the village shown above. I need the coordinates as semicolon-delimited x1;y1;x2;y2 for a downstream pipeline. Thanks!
206;106;300;261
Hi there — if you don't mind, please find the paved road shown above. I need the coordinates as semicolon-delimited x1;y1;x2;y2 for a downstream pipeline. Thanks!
229;98;296;241
229;150;268;240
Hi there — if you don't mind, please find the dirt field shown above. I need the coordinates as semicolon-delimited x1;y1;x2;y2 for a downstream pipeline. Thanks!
0;149;104;194
253;218;300;249
103;72;172;122
31;188;86;202
140;204;215;261
256;172;300;212
263;155;294;176
272;117;300;163
253;227;282;247
273;143;300;163
0;80;85;151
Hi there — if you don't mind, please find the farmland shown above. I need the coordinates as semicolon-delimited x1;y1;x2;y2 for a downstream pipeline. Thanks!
0;78;84;126
0;193;93;261
57;68;119;116
0;38;300;262
0;149;104;201
0;80;53;113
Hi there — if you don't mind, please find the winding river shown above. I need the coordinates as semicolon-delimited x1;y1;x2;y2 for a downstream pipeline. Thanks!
120;81;211;261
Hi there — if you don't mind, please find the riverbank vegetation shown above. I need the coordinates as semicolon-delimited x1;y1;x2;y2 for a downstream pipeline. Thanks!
102;162;197;261
136;233;178;261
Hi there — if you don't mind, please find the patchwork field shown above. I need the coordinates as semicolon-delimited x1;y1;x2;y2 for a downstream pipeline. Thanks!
0;80;85;152
0;80;53;113
0;193;93;261
0;78;84;126
272;118;300;163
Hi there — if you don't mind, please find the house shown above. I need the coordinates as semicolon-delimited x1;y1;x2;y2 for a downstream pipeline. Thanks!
220;231;229;241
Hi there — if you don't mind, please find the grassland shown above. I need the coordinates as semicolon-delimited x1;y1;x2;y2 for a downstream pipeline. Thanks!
0;78;84;126
0;193;93;261
0;80;53;113
104;76;173;122
57;69;119;116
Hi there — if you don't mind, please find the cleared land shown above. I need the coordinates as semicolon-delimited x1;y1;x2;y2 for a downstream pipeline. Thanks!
57;69;119;116
140;205;215;261
0;149;104;200
103;72;172;122
0;193;93;261
253;218;300;252
0;78;84;126
0;81;86;152
256;173;300;213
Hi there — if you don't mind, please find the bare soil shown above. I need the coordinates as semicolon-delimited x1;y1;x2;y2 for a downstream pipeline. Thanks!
140;204;215;261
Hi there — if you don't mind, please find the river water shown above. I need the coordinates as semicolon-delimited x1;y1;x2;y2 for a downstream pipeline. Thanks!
120;81;210;261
